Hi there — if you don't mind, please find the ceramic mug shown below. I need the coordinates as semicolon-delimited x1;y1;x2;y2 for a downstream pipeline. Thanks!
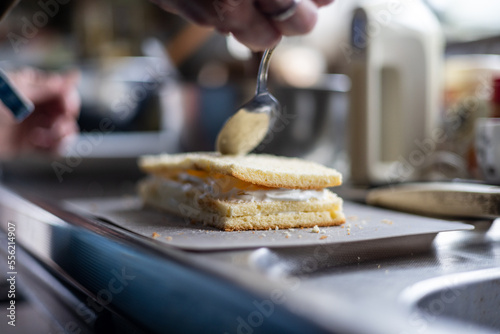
475;117;500;184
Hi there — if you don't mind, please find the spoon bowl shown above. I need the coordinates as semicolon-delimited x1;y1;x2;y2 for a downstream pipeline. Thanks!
216;47;280;155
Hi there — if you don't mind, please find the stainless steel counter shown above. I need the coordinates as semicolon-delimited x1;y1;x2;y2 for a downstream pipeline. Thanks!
1;176;499;334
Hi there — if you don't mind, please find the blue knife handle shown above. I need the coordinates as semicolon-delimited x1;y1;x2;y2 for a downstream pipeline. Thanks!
0;69;34;122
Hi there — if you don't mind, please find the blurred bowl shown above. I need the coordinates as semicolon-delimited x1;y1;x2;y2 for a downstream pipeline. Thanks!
256;74;350;174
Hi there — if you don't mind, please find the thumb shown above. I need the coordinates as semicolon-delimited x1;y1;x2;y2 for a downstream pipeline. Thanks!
22;70;80;104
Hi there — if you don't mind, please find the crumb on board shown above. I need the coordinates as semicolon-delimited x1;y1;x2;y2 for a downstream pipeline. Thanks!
381;219;393;225
312;225;320;233
284;232;291;238
320;235;328;240
262;233;267;237
165;236;173;241
275;226;279;231
152;232;160;239
289;228;295;231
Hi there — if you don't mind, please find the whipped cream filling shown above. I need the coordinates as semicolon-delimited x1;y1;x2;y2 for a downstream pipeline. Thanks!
240;189;328;202
154;172;327;202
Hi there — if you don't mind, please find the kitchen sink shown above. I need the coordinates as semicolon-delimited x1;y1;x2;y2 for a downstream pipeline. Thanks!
402;267;500;333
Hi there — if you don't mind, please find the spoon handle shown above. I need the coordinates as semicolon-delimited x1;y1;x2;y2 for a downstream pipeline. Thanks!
256;46;277;95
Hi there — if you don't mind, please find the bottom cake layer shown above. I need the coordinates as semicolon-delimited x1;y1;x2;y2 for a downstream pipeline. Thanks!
139;179;345;231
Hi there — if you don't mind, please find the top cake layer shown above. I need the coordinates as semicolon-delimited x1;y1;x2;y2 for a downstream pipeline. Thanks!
138;153;342;190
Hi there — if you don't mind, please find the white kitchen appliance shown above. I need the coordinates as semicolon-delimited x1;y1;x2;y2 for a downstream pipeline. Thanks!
348;0;444;185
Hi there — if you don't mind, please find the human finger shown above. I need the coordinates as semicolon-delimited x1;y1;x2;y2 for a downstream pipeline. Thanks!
59;79;81;119
30;71;81;119
255;0;318;36
311;0;334;7
27;115;78;152
34;70;80;104
214;0;282;51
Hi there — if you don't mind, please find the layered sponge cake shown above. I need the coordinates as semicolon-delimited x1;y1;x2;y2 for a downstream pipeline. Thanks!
138;153;345;231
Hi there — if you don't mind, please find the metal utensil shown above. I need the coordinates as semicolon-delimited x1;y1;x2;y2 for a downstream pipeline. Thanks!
216;46;279;155
367;182;500;219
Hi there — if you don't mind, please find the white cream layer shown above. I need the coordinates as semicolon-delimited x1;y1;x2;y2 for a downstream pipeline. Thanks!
154;173;328;202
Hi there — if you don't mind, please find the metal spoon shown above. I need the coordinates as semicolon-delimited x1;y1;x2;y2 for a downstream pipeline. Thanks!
216;46;279;155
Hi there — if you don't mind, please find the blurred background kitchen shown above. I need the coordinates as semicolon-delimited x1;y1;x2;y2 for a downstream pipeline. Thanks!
2;0;500;186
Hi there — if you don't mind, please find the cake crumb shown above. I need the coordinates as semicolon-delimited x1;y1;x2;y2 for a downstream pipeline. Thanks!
152;232;160;238
381;219;393;225
284;232;291;238
320;235;328;240
165;236;173;241
262;233;267;237
275;226;279;231
312;225;320;233
269;227;272;231
288;228;295;231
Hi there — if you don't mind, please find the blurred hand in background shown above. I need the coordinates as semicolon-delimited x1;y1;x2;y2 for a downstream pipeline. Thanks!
0;69;80;158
